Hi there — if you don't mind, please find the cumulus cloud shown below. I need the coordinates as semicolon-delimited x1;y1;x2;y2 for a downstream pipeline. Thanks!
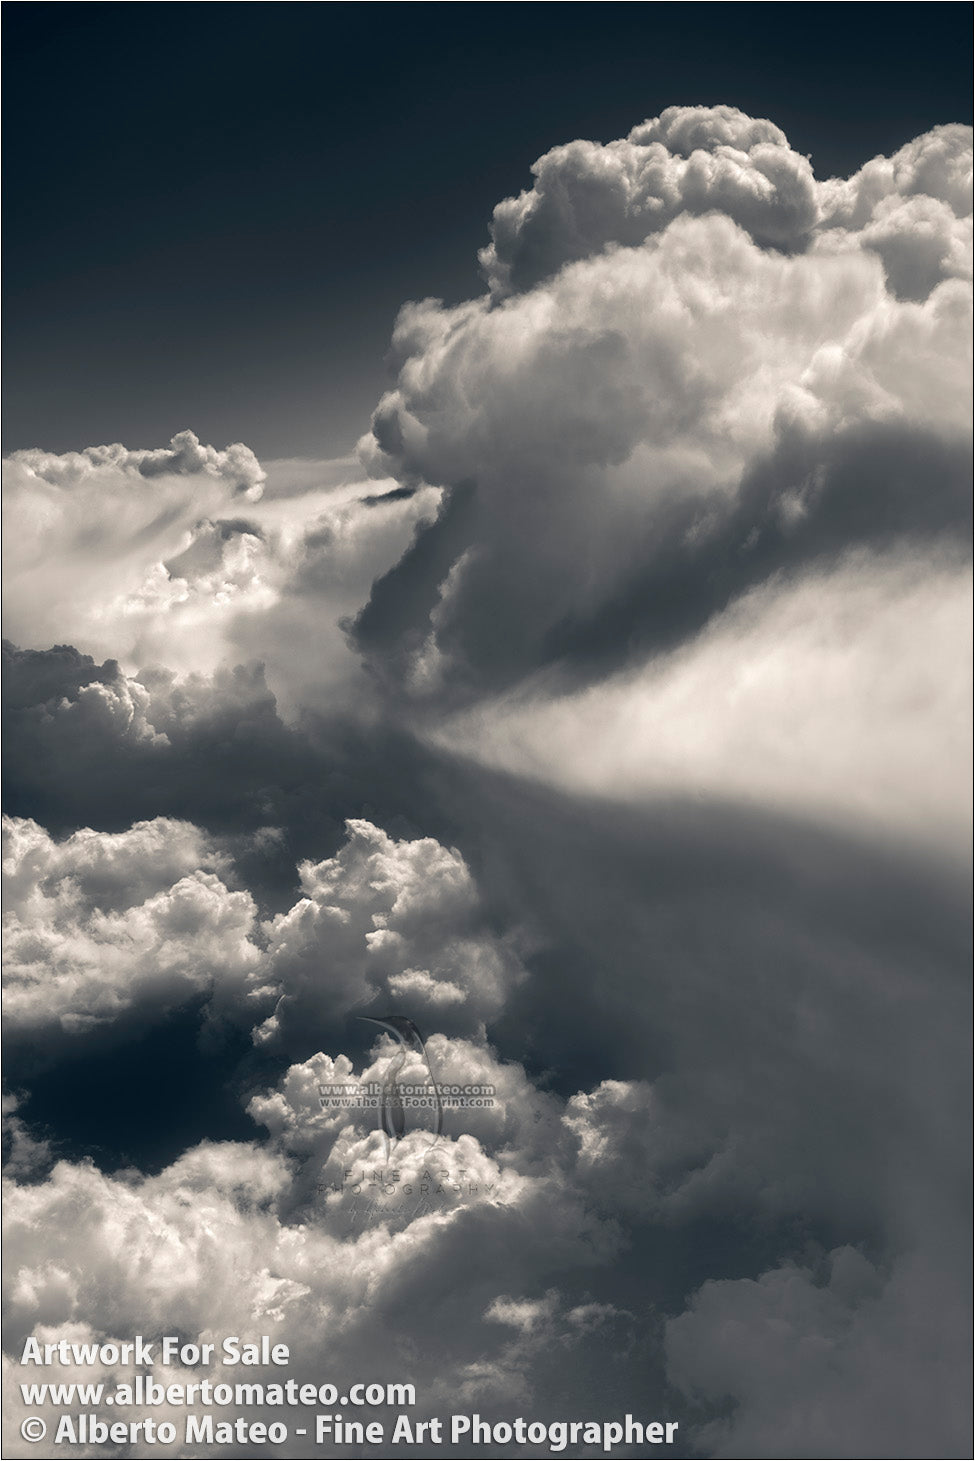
8;431;266;497
480;105;820;296
2;643;315;843
480;107;970;301
819;125;973;301
2;1040;625;1459
2;435;439;697
1;809;529;1063
254;819;528;1047
248;1035;560;1181
1;640;451;877
3;104;971;1461
354;111;971;720
2;817;261;1038
3;113;969;750
2;431;265;672
6;948;968;1458
2;782;969;1455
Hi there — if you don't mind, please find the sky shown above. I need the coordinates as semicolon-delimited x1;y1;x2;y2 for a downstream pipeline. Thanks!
4;3;973;458
2;5;973;1461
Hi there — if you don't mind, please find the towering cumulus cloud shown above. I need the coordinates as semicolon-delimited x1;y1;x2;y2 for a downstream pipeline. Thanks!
2;106;971;1460
355;107;971;723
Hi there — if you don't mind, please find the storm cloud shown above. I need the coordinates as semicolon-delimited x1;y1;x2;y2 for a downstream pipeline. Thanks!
354;112;971;710
3;103;970;1461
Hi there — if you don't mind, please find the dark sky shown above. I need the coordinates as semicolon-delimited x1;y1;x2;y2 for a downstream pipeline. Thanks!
3;1;972;460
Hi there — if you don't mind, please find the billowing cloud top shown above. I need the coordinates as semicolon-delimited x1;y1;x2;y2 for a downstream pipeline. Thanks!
481;105;821;294
8;430;266;497
480;107;971;297
355;111;970;718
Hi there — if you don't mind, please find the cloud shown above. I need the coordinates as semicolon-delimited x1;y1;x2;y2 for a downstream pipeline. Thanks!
3;114;969;742
353;114;971;711
2;642;316;844
224;478;442;715
2;432;265;673
2;1042;626;1459
480;108;970;302
480;105;820;296
3;781;969;1455
248;1034;560;1178
254;819;528;1047
6;930;968;1458
2;105;970;1461
2;435;439;697
432;547;972;856
2;808;529;1060
1;643;442;875
666;1246;969;1459
2;816;261;1039
8;431;266;497
819;125;973;301
1;1096;52;1183
471;778;970;1240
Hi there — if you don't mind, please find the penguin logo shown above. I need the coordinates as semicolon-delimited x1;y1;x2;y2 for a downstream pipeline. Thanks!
357;1014;444;1153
